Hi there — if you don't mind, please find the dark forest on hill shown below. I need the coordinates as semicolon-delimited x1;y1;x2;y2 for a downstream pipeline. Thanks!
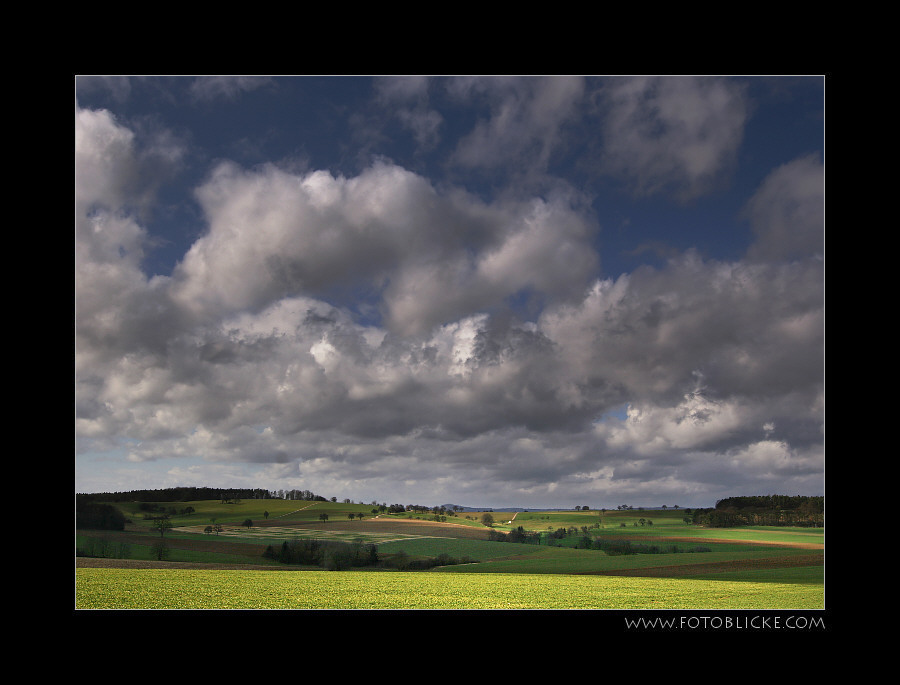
76;487;323;504
690;495;824;527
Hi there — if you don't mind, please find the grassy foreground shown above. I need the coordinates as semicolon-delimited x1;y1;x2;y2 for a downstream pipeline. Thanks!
75;567;822;610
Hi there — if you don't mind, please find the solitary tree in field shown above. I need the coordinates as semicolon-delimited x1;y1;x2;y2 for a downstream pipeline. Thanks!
319;512;329;523
151;540;169;560
481;513;494;527
243;518;253;529
153;518;173;537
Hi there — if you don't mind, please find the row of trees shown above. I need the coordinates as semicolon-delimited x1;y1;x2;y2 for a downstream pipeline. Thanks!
78;490;471;517
694;494;824;527
77;487;277;503
692;508;823;527
685;495;824;527
592;539;711;555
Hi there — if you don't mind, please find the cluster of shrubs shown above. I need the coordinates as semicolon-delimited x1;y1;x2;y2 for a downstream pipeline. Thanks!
264;538;477;571
592;539;711;555
77;536;133;559
488;527;543;544
264;539;379;570
76;502;126;531
137;502;195;519
384;550;476;571
489;525;599;546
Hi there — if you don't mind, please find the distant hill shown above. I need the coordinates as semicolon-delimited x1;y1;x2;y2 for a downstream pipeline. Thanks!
442;504;569;513
442;504;683;512
77;488;725;513
442;504;521;512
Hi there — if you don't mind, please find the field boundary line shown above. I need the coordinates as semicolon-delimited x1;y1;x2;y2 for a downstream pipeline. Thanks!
271;502;317;519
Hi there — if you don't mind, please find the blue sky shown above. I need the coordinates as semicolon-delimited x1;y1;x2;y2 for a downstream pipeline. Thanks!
75;75;824;508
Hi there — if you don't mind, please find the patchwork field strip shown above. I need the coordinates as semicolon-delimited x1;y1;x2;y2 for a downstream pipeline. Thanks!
173;524;435;544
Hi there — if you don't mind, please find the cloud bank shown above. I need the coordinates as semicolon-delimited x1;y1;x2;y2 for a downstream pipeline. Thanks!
75;76;824;508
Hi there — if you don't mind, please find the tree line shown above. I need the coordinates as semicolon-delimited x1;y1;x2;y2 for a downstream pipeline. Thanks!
714;494;823;511
690;494;824;527
76;487;288;504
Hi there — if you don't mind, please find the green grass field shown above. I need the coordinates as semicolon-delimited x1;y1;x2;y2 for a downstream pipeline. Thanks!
76;498;825;610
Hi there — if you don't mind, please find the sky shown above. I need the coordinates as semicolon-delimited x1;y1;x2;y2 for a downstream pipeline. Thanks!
74;75;825;509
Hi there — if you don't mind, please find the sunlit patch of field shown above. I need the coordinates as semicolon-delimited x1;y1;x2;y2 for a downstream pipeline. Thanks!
75;567;824;610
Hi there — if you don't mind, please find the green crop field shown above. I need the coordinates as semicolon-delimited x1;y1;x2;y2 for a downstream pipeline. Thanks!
75;498;825;611
75;567;822;610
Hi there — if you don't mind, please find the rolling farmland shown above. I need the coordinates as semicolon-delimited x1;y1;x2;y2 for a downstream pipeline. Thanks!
75;498;824;611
